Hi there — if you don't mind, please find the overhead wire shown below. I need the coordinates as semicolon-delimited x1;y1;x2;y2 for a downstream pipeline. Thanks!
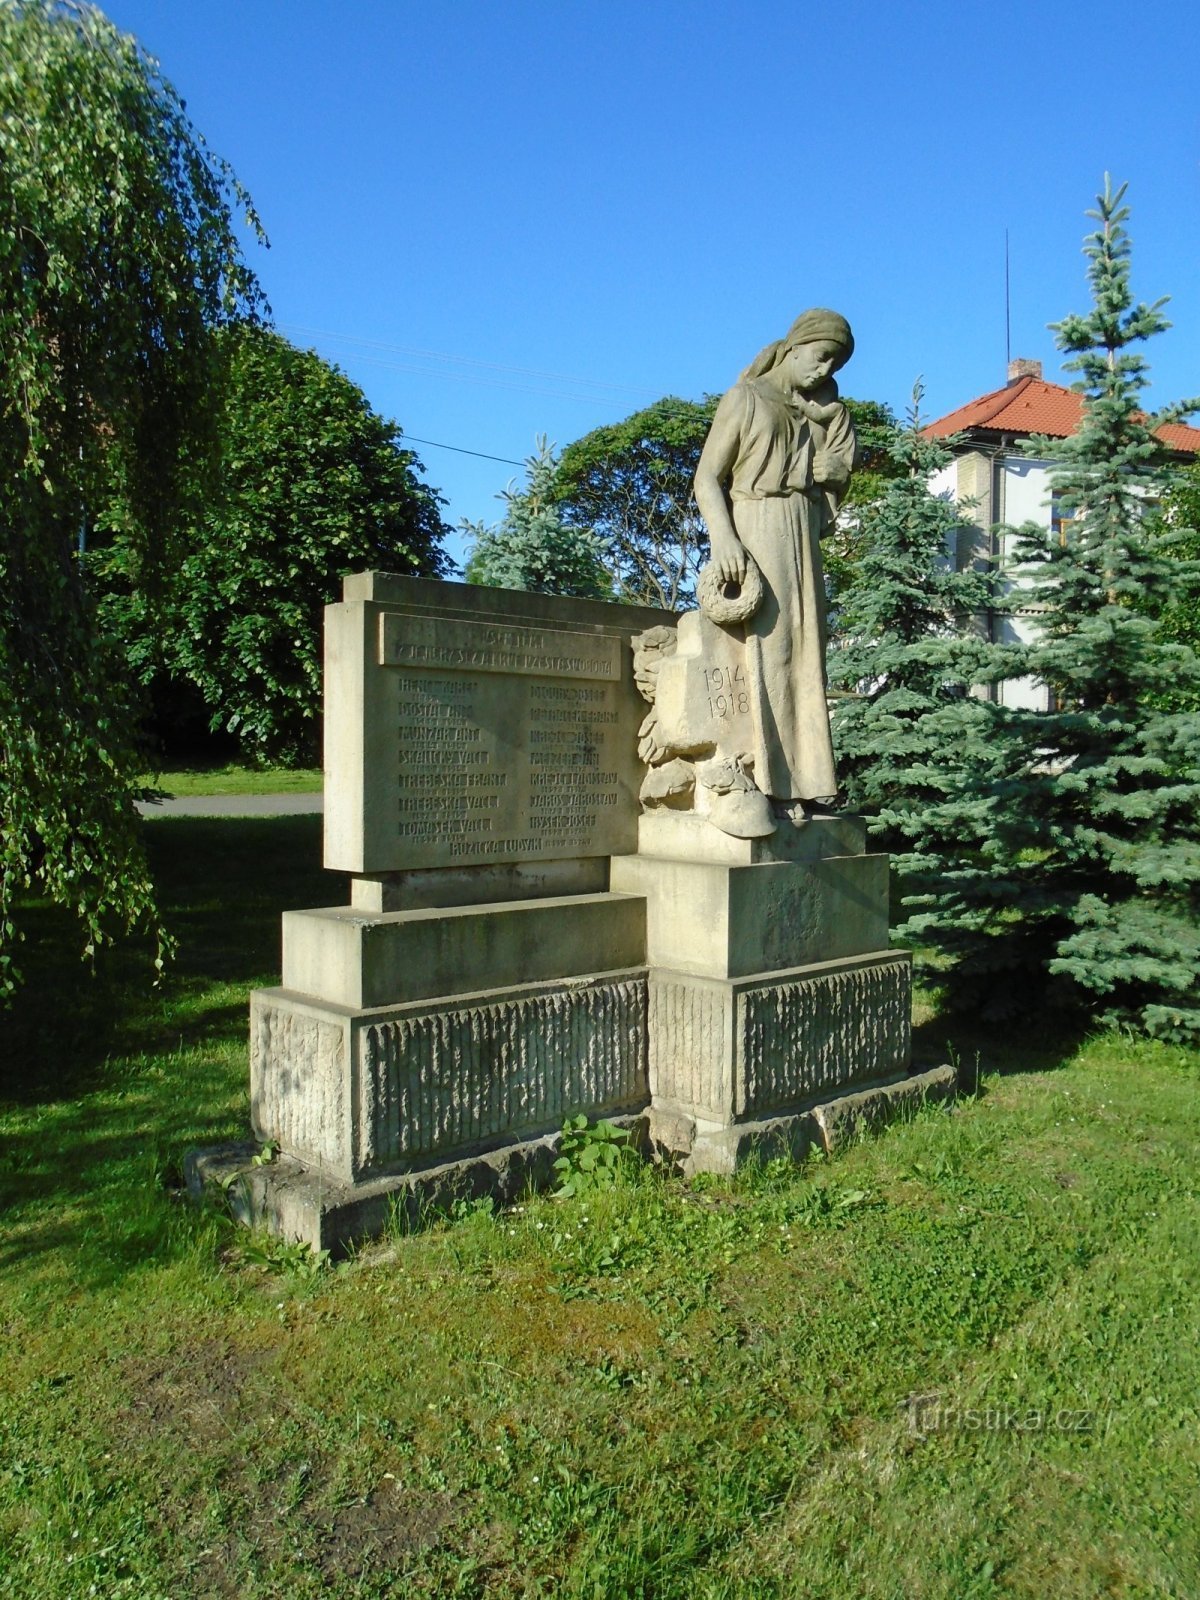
401;436;523;467
276;319;718;468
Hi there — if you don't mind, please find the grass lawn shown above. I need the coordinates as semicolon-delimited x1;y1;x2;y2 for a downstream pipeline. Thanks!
139;764;322;797
1;818;1197;1598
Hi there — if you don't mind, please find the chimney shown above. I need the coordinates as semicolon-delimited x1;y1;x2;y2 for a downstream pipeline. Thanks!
1007;358;1042;385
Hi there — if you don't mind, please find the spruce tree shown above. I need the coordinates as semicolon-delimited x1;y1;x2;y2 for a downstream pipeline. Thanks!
905;179;1200;1038
1144;462;1200;713
830;388;999;825
463;439;612;599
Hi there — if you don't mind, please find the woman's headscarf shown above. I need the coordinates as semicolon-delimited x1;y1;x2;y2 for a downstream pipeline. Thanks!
740;308;855;382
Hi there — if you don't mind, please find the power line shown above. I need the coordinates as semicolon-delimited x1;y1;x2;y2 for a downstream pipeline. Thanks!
403;435;524;467
275;320;719;466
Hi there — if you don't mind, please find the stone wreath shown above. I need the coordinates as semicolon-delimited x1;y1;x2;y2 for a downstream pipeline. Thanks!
696;552;764;626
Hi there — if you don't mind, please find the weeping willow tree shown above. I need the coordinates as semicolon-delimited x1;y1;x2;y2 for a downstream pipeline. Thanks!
0;0;265;992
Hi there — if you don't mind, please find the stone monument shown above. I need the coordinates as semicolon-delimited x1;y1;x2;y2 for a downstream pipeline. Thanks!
188;311;953;1253
611;309;946;1169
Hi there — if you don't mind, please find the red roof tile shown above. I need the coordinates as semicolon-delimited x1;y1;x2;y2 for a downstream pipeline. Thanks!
926;376;1200;455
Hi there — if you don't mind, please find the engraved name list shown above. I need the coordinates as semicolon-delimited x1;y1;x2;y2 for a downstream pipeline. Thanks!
380;614;634;868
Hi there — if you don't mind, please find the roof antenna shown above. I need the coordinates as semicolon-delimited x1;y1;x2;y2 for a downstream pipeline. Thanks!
1004;228;1011;377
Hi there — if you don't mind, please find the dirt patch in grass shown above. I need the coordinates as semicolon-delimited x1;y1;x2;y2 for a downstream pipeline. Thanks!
316;1481;456;1582
117;1335;458;1593
120;1336;267;1447
163;1472;457;1599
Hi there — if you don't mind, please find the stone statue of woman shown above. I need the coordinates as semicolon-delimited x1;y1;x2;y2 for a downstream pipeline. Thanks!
693;309;856;809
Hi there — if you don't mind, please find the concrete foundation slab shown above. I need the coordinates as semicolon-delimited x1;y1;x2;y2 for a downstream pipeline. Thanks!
186;1112;650;1258
187;1067;957;1253
655;1063;958;1175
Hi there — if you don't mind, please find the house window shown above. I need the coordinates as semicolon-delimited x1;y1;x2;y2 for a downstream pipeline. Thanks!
1050;490;1077;545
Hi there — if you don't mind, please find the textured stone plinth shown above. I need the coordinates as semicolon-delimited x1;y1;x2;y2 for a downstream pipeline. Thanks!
251;969;649;1185
647;951;911;1126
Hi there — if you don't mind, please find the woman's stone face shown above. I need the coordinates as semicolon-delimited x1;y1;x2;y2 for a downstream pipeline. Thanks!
782;339;841;393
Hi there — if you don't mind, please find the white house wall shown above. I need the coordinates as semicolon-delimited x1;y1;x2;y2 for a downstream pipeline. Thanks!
995;456;1054;708
999;456;1055;529
928;461;958;564
926;450;1056;709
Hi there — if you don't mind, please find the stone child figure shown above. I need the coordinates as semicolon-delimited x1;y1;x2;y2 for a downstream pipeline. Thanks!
693;309;857;808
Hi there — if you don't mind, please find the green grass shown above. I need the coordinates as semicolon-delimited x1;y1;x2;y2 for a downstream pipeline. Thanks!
139;763;322;797
1;818;1197;1598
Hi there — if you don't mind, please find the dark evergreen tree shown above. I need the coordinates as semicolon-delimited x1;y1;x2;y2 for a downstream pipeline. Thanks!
903;179;1200;1038
463;438;612;600
829;388;1000;824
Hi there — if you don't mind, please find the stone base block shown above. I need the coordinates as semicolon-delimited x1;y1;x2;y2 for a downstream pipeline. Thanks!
648;951;912;1125
187;1112;650;1258
651;1064;957;1176
282;890;646;1009
251;969;649;1184
610;852;888;978
350;858;609;913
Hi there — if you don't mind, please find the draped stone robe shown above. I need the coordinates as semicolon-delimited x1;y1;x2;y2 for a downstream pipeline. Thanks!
722;376;856;803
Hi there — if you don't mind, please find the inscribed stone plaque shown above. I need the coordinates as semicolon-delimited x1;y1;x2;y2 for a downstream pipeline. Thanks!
324;573;671;875
379;613;622;681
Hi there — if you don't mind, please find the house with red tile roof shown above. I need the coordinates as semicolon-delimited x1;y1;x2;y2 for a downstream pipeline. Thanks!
924;359;1200;708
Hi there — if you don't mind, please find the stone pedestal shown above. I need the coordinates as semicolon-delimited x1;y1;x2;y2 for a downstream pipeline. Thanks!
610;810;914;1173
242;888;653;1249
251;963;649;1185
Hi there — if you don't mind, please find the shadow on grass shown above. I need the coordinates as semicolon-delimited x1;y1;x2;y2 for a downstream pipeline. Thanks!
912;1004;1092;1091
2;817;346;1107
0;818;347;1286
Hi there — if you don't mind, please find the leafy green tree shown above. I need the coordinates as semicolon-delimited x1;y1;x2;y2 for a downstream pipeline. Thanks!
553;396;719;609
829;390;1000;821
902;179;1200;1038
97;325;450;765
463;437;611;599
554;393;900;613
0;0;264;991
840;397;904;508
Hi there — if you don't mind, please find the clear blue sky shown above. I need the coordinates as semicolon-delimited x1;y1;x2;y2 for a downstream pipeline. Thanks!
105;0;1200;570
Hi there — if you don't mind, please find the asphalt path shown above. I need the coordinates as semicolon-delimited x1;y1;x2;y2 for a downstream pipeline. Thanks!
137;793;323;818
